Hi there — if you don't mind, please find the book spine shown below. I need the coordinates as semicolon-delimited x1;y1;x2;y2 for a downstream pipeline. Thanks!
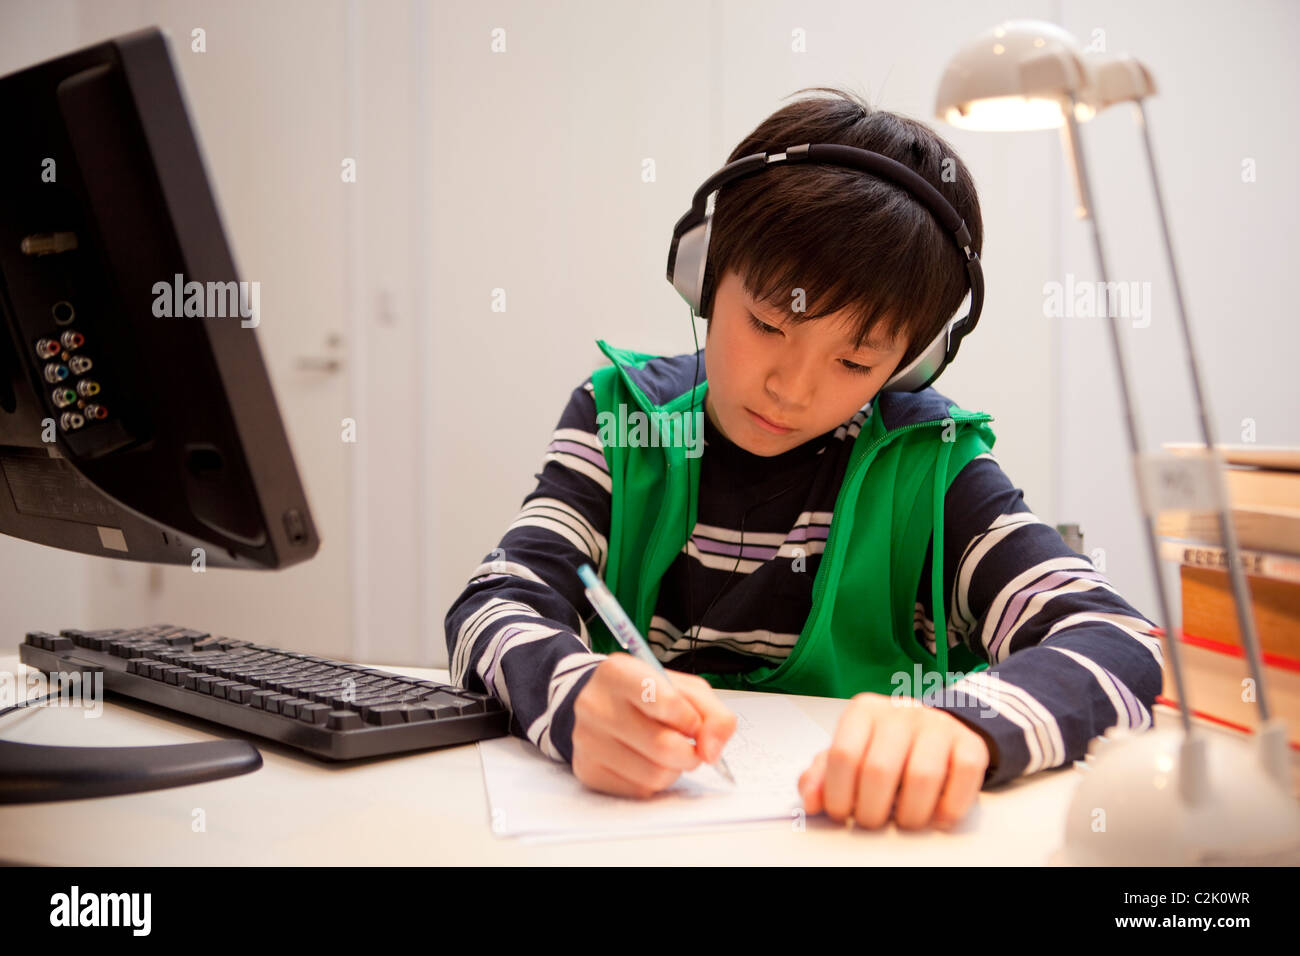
1160;539;1300;583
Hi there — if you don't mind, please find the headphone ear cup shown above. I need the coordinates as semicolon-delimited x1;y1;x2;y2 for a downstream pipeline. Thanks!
668;218;708;315
667;210;716;318
696;211;715;318
881;318;951;392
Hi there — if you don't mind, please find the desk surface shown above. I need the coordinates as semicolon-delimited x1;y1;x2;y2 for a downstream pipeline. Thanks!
0;652;1288;865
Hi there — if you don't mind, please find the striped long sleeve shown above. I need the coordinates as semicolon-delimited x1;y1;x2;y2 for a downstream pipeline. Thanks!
912;454;1165;786
444;378;610;763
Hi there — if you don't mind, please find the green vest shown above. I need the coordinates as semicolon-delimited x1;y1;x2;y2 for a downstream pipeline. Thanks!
587;338;997;700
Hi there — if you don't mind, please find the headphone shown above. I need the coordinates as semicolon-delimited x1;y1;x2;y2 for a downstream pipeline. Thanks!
663;142;985;673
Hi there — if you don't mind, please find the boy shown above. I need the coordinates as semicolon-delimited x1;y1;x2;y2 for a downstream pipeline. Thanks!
446;87;1164;830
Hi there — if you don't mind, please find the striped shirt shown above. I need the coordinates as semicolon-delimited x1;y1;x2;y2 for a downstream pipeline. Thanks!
444;349;1165;787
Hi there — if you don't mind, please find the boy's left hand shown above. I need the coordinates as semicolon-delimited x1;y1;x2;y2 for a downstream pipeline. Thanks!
798;691;991;830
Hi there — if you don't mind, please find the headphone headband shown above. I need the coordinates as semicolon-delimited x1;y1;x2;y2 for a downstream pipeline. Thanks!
666;143;984;392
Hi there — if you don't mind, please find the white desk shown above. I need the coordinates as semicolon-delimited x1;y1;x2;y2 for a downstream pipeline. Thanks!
0;651;1291;865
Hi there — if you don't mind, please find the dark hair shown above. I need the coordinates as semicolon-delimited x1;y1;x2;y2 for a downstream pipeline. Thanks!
703;86;983;374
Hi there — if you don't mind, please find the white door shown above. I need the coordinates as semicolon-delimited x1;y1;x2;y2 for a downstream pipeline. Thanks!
67;2;362;661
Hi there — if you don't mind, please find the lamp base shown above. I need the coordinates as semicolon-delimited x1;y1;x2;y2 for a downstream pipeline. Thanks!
1056;721;1300;866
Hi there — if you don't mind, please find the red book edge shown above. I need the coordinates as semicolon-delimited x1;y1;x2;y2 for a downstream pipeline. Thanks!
1154;695;1300;751
1149;625;1300;673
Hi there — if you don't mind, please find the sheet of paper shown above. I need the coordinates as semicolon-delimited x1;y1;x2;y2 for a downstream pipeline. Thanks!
477;696;831;839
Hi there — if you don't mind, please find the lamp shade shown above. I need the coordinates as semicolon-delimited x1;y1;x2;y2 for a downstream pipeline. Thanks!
1081;52;1159;110
935;19;1095;130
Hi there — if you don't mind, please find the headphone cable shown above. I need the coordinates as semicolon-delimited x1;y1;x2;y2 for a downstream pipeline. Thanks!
682;304;806;674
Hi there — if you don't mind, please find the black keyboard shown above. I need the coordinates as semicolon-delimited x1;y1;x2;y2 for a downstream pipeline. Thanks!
18;625;508;760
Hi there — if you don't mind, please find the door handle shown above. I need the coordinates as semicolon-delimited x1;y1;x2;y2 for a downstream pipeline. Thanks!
294;357;342;373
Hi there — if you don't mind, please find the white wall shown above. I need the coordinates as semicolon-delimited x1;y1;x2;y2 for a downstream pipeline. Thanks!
1057;0;1300;627
0;0;359;659
429;0;1062;668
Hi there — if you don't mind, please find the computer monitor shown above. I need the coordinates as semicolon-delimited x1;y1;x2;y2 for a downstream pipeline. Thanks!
0;25;319;570
0;26;322;803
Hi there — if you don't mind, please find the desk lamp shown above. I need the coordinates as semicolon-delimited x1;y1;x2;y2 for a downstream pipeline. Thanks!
934;19;1300;864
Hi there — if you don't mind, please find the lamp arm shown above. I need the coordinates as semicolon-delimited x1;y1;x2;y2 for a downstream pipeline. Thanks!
1130;100;1288;787
1059;96;1195;752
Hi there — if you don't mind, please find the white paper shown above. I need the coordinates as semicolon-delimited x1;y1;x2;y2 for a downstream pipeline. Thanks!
477;696;831;839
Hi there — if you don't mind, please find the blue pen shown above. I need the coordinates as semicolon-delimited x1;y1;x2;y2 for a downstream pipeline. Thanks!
576;563;736;785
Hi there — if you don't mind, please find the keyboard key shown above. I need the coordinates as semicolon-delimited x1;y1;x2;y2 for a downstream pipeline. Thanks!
278;698;309;718
271;680;316;695
249;690;278;709
211;680;239;700
297;703;331;725
296;686;340;705
353;696;405;720
27;632;76;652
363;703;406;726
422;691;475;718
252;674;292;690
195;676;221;694
262;693;292;714
326;710;363;731
226;684;256;704
397;703;433;723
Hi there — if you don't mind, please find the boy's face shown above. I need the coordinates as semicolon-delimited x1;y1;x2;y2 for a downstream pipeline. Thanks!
703;268;909;457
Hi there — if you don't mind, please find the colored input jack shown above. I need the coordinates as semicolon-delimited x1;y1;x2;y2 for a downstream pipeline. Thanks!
60;330;84;350
75;380;100;397
34;338;61;359
83;403;108;420
51;387;76;408
43;362;70;383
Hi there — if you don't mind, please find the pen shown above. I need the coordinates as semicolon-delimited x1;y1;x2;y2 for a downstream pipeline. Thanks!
576;562;736;785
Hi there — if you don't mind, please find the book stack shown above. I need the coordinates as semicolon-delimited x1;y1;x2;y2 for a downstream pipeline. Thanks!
1155;444;1300;749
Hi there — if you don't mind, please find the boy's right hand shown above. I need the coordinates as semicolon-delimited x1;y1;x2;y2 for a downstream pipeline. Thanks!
571;653;737;799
